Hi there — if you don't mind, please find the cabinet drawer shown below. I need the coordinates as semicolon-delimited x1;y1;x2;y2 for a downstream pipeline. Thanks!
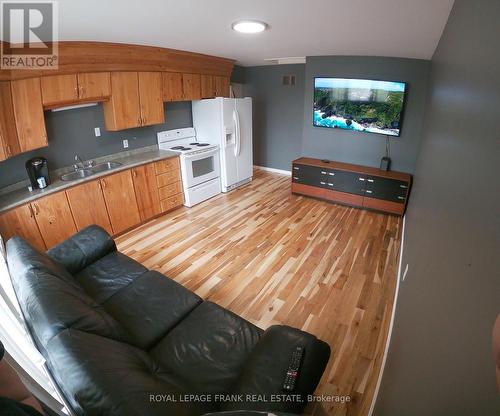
332;170;366;196
365;176;409;202
158;181;182;200
160;194;183;212
155;157;180;175
292;164;326;187
157;170;181;187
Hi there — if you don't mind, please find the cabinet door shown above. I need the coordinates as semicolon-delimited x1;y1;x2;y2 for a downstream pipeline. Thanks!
0;82;21;160
131;163;161;221
182;73;201;100
215;76;230;97
364;176;409;203
77;72;111;100
100;170;141;234
138;72;164;126
332;170;366;196
200;75;216;99
0;205;45;251
32;192;77;249
102;72;141;131
41;74;79;106
66;180;113;235
10;78;48;152
162;72;184;101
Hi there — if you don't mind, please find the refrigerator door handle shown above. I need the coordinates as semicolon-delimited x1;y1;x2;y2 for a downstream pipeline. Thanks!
233;109;241;157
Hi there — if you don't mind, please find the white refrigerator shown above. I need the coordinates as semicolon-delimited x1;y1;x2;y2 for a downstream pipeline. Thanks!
192;97;253;193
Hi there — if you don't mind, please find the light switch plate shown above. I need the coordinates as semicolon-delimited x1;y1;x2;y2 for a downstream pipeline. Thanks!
94;127;101;137
123;139;129;148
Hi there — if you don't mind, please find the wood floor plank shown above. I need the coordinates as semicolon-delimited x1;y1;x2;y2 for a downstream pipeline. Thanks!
116;168;401;416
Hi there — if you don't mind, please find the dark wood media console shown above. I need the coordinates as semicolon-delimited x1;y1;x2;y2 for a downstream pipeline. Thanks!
291;157;412;216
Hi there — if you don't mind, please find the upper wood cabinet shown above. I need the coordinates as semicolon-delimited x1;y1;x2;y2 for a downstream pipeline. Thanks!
41;73;111;107
162;72;184;102
103;72;164;131
132;163;161;221
0;82;21;161
215;76;230;97
66;180;113;235
201;74;217;99
100;170;141;234
10;78;48;153
31;191;77;248
182;74;201;100
0;204;46;251
77;72;111;101
138;72;165;127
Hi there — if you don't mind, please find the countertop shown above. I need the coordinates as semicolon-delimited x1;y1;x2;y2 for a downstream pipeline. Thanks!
0;146;179;213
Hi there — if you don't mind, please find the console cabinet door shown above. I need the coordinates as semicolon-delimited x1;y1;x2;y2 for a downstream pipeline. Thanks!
41;74;79;106
66;180;113;235
10;78;48;152
32;192;77;248
132;163;161;221
100;170;141;234
0;204;46;251
364;176;409;203
332;170;366;196
103;72;141;131
138;72;164;126
0;82;21;160
162;73;184;101
77;72;111;101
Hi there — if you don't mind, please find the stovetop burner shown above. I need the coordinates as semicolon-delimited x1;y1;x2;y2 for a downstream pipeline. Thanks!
197;143;210;146
171;146;185;150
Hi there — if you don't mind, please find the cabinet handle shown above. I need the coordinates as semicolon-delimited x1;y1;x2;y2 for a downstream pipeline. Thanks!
365;190;373;194
400;184;408;189
293;176;299;180
328;172;335;176
328;183;334;187
101;179;106;189
397;196;405;200
98;181;102;190
5;145;11;157
133;170;138;178
367;178;374;183
320;171;327;174
33;203;40;215
359;177;365;181
28;205;34;218
320;181;326;185
138;117;142;126
293;166;300;170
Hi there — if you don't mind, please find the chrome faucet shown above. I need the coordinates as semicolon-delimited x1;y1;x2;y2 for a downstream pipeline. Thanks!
74;155;85;171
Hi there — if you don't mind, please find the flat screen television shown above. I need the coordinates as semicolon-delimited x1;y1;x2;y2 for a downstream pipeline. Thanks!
313;77;407;137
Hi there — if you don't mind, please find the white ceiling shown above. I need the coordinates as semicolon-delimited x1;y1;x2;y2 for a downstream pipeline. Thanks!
57;0;454;66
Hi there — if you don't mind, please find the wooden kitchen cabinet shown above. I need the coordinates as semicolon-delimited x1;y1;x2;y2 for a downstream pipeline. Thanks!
200;75;217;98
66;180;113;235
0;204;46;251
77;72;111;101
132;163;162;221
31;192;77;248
103;72;142;130
0;82;21;161
41;74;79;106
100;170;141;234
10;78;48;153
182;73;201;100
215;76;230;97
138;72;164;126
162;72;184;101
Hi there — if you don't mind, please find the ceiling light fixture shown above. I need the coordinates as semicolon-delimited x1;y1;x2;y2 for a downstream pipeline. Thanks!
232;20;268;34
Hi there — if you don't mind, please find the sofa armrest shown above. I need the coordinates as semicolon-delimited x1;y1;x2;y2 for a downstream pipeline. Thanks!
222;325;330;414
47;225;116;274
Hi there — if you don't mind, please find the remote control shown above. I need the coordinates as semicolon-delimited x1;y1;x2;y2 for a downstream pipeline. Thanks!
283;346;304;391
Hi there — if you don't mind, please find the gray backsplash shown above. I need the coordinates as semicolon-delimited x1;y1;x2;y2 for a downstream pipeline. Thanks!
0;101;192;189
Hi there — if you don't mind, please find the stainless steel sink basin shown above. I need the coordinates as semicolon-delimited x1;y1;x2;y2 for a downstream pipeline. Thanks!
60;161;122;181
91;161;122;173
60;169;95;181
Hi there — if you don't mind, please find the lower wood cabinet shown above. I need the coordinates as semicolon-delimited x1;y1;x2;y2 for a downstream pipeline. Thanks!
132;163;162;221
100;170;141;234
0;204;45;251
66;180;113;234
31;192;77;248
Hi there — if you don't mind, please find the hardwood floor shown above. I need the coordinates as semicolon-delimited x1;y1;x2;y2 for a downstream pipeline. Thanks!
116;168;402;416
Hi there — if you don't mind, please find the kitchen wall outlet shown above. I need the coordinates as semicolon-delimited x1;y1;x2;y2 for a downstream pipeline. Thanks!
123;139;129;149
94;127;101;137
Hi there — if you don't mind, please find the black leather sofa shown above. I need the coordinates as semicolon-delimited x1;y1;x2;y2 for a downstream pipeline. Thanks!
6;225;330;416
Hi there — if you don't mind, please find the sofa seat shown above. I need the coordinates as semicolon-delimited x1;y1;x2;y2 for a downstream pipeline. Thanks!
6;226;330;416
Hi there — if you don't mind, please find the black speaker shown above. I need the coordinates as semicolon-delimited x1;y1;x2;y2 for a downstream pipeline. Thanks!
380;156;391;171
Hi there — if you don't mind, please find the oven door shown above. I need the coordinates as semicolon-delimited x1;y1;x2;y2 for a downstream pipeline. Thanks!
181;149;220;188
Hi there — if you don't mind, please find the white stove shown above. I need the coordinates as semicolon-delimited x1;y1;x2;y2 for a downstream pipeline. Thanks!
157;128;221;207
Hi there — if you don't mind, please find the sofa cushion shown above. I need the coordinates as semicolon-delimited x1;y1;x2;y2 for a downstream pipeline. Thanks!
151;301;262;395
102;270;203;349
46;329;216;416
7;237;129;348
75;252;147;304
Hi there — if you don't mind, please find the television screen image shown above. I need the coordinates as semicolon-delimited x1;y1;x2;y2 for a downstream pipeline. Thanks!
314;77;407;137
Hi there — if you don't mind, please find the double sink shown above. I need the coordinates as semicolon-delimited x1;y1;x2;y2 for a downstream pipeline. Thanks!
60;161;123;181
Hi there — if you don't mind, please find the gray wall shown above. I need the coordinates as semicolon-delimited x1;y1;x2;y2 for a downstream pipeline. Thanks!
0;101;192;188
240;57;430;173
242;64;305;170
374;0;500;415
302;56;430;173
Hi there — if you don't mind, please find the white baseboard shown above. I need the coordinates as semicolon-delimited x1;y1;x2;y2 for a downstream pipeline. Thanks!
253;165;291;176
368;215;406;416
